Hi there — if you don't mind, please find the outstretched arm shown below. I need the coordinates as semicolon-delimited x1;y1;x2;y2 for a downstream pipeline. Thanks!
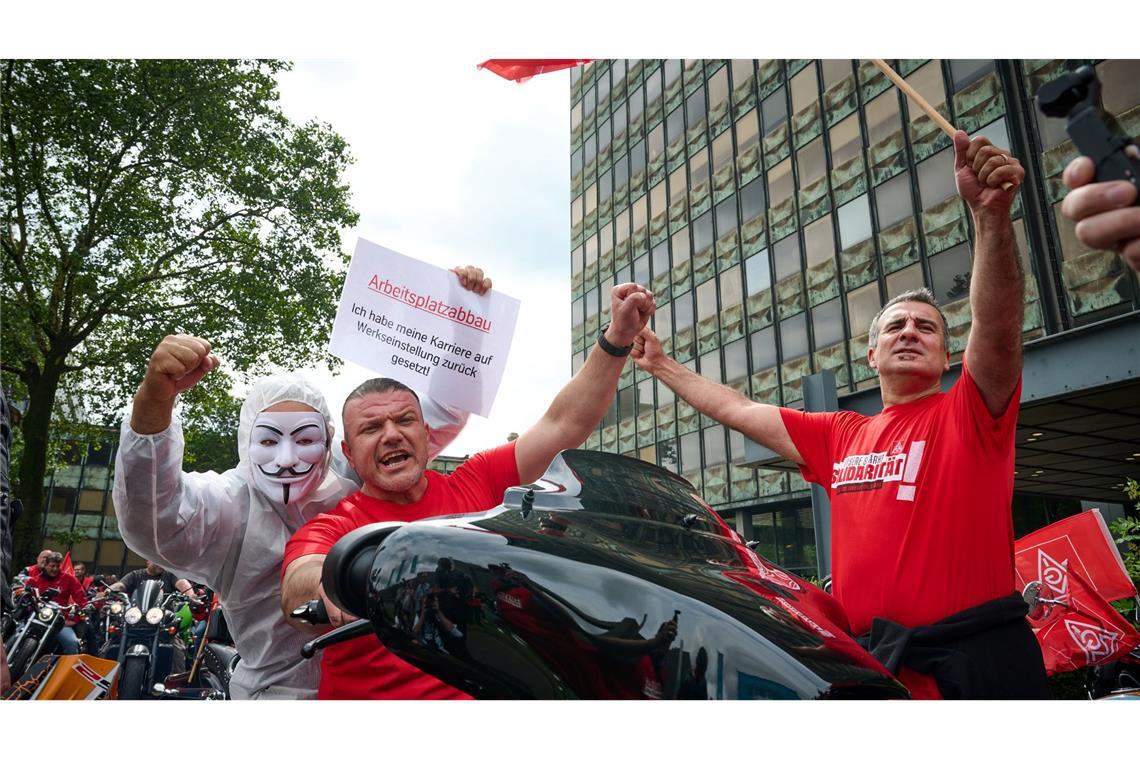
954;131;1026;418
631;328;804;465
513;283;655;483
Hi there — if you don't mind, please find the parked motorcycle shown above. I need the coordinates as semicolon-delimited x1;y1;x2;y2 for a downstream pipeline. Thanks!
301;449;909;699
157;605;238;700
110;580;192;700
88;589;131;659
5;587;70;681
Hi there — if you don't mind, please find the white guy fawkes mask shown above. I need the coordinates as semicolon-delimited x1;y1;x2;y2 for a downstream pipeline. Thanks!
248;411;329;507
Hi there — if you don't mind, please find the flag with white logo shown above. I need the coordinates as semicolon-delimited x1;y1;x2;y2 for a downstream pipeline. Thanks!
1025;565;1140;675
1014;510;1136;603
1014;511;1139;675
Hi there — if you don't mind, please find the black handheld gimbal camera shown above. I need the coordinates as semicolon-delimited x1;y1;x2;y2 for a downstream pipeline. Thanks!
1037;65;1139;202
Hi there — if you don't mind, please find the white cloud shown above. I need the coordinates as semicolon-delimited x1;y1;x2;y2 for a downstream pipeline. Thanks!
274;59;573;455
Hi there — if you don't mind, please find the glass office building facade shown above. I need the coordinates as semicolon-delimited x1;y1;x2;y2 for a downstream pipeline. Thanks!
567;59;1140;576
39;434;141;575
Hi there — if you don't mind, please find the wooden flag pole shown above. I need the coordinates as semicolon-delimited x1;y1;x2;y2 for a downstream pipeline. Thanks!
870;58;1012;190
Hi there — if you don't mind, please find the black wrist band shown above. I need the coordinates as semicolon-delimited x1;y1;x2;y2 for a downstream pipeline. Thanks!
597;324;633;357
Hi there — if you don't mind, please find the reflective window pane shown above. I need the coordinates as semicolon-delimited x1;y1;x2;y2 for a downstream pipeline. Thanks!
837;194;872;249
917;148;956;208
928;242;972;303
812;298;844;347
745;249;771;294
876;171;913;228
803;214;834;268
774;234;801;280
750;326;777;369
780;312;809;359
846;281;881;336
761;88;788;133
950;59;993;92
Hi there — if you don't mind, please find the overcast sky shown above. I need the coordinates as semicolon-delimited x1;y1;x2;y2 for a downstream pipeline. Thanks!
271;60;572;455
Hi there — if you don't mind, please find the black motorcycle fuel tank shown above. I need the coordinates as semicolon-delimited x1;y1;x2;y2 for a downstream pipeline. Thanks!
324;450;908;699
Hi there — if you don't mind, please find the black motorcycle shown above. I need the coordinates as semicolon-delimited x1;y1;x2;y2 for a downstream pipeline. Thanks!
5;587;70;681
111;580;192;700
155;604;238;700
300;449;909;699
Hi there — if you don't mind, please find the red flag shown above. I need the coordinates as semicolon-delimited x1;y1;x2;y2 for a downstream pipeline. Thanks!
1027;563;1140;675
60;551;74;577
1014;510;1136;603
477;59;591;83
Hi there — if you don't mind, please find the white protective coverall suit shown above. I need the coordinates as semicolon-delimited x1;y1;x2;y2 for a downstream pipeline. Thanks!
112;376;465;699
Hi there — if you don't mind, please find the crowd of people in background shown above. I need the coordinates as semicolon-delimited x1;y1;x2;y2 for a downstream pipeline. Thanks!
9;548;217;662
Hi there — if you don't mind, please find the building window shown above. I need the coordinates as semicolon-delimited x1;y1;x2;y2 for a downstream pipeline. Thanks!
876;171;914;228
837;194;873;249
829;113;861;166
846;281;881;338
812;298;845;348
803;214;835;269
928;242;973;303
949;59;993;93
761;87;788;133
790;62;819;113
780;312;809;359
750;326;777;369
885;263;925;298
917;148;957;209
767;158;794;207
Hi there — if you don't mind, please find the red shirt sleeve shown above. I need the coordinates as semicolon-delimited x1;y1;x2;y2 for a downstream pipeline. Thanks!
440;441;520;512
283;511;353;578
778;408;842;494
948;359;1022;456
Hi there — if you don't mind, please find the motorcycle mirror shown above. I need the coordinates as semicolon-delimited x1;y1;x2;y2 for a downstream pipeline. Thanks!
1023;580;1043;620
322;522;406;618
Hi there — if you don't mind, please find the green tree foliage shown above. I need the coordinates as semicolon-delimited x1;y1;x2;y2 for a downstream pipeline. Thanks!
1109;478;1140;619
1;60;358;563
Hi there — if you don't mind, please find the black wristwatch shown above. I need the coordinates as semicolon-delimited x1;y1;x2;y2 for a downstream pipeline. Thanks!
597;324;633;357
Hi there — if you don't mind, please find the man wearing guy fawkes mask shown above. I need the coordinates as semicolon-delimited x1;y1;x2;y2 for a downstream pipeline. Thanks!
113;266;491;699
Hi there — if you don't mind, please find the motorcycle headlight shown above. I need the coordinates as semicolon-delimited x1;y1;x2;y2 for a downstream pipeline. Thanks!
37;607;54;622
145;607;163;625
125;607;143;625
110;602;124;615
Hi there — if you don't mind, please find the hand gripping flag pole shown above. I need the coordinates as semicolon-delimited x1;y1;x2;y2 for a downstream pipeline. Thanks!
871;58;1013;191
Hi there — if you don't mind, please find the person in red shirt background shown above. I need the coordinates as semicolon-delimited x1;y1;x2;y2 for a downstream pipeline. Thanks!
22;548;52;580
22;551;87;654
281;282;656;699
72;562;93;594
631;132;1050;700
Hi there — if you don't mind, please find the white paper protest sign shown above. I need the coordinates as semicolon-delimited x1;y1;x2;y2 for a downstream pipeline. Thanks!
328;239;520;416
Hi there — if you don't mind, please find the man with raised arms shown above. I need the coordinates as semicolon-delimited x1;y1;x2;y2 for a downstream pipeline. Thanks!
631;132;1050;699
113;266;491;699
280;282;656;699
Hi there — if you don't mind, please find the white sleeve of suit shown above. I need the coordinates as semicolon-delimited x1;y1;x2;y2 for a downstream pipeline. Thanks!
112;417;243;577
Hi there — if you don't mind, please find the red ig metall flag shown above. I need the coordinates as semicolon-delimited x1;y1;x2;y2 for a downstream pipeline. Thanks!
477;59;591;83
1014;510;1140;675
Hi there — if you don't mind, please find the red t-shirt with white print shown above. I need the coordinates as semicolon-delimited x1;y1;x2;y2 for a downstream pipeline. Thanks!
780;362;1020;698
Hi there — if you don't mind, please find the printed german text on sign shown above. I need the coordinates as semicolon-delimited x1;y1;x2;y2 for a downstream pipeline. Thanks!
328;239;520;416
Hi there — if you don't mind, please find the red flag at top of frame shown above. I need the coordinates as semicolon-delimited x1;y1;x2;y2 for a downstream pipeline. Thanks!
478;60;591;83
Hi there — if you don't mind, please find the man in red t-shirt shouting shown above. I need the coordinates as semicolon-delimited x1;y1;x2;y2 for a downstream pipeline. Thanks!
631;132;1051;700
281;282;656;699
